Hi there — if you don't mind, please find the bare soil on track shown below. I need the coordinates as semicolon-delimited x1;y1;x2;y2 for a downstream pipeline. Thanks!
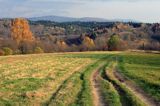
91;65;107;106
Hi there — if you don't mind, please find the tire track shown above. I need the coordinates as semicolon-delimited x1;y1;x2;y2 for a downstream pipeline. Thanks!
104;62;158;106
91;69;107;106
91;63;107;106
114;69;159;106
46;63;89;106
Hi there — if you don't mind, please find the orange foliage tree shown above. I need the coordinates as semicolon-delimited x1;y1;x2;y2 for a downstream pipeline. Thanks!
11;18;34;44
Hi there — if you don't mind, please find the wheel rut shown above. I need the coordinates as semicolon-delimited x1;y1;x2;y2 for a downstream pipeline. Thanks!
91;64;107;106
103;69;131;106
104;62;158;106
114;69;159;106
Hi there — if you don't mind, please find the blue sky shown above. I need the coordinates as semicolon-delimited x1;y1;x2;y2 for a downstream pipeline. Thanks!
0;0;160;23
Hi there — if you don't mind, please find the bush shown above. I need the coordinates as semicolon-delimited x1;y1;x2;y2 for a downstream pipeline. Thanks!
2;47;13;55
34;47;44;54
108;35;120;51
0;50;4;56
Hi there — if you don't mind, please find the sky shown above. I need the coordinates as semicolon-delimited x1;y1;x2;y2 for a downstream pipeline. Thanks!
0;0;160;23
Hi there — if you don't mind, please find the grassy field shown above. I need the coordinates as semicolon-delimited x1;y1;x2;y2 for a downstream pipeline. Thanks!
0;52;159;106
0;53;96;105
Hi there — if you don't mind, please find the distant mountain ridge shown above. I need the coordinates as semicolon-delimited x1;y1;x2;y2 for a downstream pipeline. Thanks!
28;15;139;23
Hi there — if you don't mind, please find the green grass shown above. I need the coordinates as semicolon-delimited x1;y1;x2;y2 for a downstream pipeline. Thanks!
48;72;83;106
98;76;121;106
118;52;160;101
0;78;47;92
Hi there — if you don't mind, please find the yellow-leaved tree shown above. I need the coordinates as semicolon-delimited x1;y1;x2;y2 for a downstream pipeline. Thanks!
11;18;34;44
82;36;95;51
56;40;68;52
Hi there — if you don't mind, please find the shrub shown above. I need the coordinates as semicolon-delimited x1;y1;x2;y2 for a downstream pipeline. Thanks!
2;47;13;55
108;35;120;51
34;47;44;54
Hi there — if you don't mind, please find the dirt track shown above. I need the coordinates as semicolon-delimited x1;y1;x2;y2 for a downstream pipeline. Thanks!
91;66;107;106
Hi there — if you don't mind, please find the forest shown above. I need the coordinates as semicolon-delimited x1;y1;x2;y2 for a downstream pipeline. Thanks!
0;18;160;55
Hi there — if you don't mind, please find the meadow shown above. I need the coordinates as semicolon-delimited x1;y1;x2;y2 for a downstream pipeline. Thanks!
0;52;159;106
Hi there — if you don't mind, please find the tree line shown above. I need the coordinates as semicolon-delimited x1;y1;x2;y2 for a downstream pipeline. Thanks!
0;18;159;56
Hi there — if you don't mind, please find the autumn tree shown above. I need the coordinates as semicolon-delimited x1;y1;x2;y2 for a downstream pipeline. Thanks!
11;18;34;43
11;18;35;53
56;40;68;52
81;36;95;51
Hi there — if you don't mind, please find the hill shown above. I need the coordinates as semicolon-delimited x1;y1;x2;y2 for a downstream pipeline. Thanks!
28;15;137;22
